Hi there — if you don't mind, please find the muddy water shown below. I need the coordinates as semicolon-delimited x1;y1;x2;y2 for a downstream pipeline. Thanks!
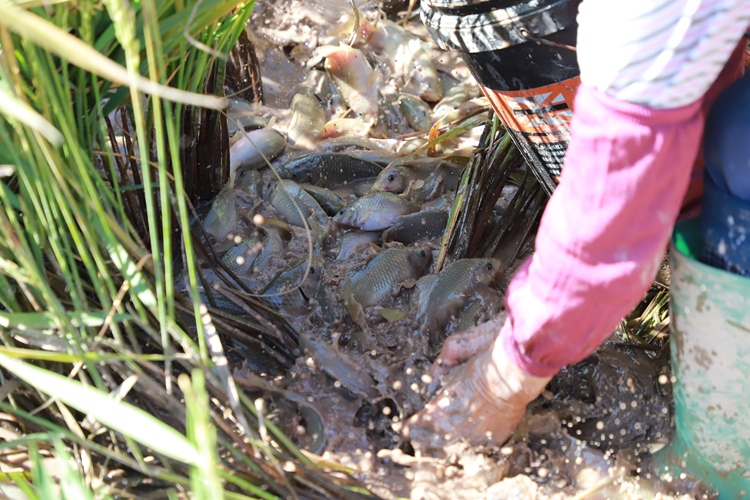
192;1;720;498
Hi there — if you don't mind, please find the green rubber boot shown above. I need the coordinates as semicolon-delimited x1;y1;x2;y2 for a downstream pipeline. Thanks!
655;217;750;498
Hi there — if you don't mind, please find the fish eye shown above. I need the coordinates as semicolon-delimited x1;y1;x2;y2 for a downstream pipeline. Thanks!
309;266;316;275
387;173;395;182
485;262;493;270
419;249;426;258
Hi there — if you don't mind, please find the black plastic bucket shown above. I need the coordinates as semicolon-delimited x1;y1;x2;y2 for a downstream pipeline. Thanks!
421;0;582;194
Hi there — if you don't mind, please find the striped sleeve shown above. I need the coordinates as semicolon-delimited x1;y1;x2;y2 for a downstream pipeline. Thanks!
577;0;750;109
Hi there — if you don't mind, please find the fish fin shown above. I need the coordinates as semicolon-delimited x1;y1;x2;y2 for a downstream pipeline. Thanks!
368;242;383;253
378;308;406;322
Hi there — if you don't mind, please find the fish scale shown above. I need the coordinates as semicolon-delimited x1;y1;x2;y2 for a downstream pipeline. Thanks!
203;188;237;241
334;192;419;231
348;247;431;307
280;153;382;188
268;180;328;227
383;210;448;244
417;258;503;344
221;236;262;276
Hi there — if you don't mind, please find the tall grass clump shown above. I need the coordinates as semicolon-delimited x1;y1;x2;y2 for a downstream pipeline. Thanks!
0;1;374;497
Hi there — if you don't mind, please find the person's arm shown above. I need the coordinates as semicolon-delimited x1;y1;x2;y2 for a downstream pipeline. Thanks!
502;85;704;377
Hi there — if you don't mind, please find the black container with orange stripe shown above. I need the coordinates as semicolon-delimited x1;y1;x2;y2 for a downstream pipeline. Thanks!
421;0;582;194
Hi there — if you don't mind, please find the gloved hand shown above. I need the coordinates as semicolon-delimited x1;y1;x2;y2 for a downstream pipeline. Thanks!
403;315;552;450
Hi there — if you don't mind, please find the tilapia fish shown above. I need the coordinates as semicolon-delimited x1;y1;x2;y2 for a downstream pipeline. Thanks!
372;158;463;201
316;44;378;124
288;88;327;150
362;20;442;102
260;257;324;316
221;235;263;277
299;184;346;216
382;210;448;244
416;258;503;345
344;246;431;309
203;188;237;242
229;127;286;171
278;153;382;188
336;231;380;261
334;192;418;231
267;179;329;229
398;94;432;132
235;168;262;200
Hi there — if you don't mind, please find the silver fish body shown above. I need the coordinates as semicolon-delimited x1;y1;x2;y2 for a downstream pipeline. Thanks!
300;184;346;216
267;180;329;228
229;127;286;171
347;247;431;308
398;94;433;131
382;210;448;244
278;153;382;188
260;257;324;316
372;158;463;201
299;334;380;400
336;231;380;261
221;235;263;277
319;45;378;123
365;20;442;102
288;89;327;149
417;258;503;345
333;193;419;231
203;188;237;242
235;168;262;200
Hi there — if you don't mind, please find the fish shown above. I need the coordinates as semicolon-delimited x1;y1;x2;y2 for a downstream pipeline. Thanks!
260;257;324;316
398;94;433;131
374;94;408;138
235;168;262;200
453;286;504;334
288;89;327;150
229;127;287;171
318;117;371;139
277;153;382;188
352;179;377;197
416;258;503;345
344;247;431;310
372;157;463;201
382;210;448;244
410;274;438;310
316;44;379;123
221;234;263;277
299;184;346;216
319;136;386;152
203;188;237;242
266;179;329;229
362;20;442;102
254;227;286;272
228;115;269;140
336;231;380;261
299;334;380;400
333;192;419;231
432;84;469;120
